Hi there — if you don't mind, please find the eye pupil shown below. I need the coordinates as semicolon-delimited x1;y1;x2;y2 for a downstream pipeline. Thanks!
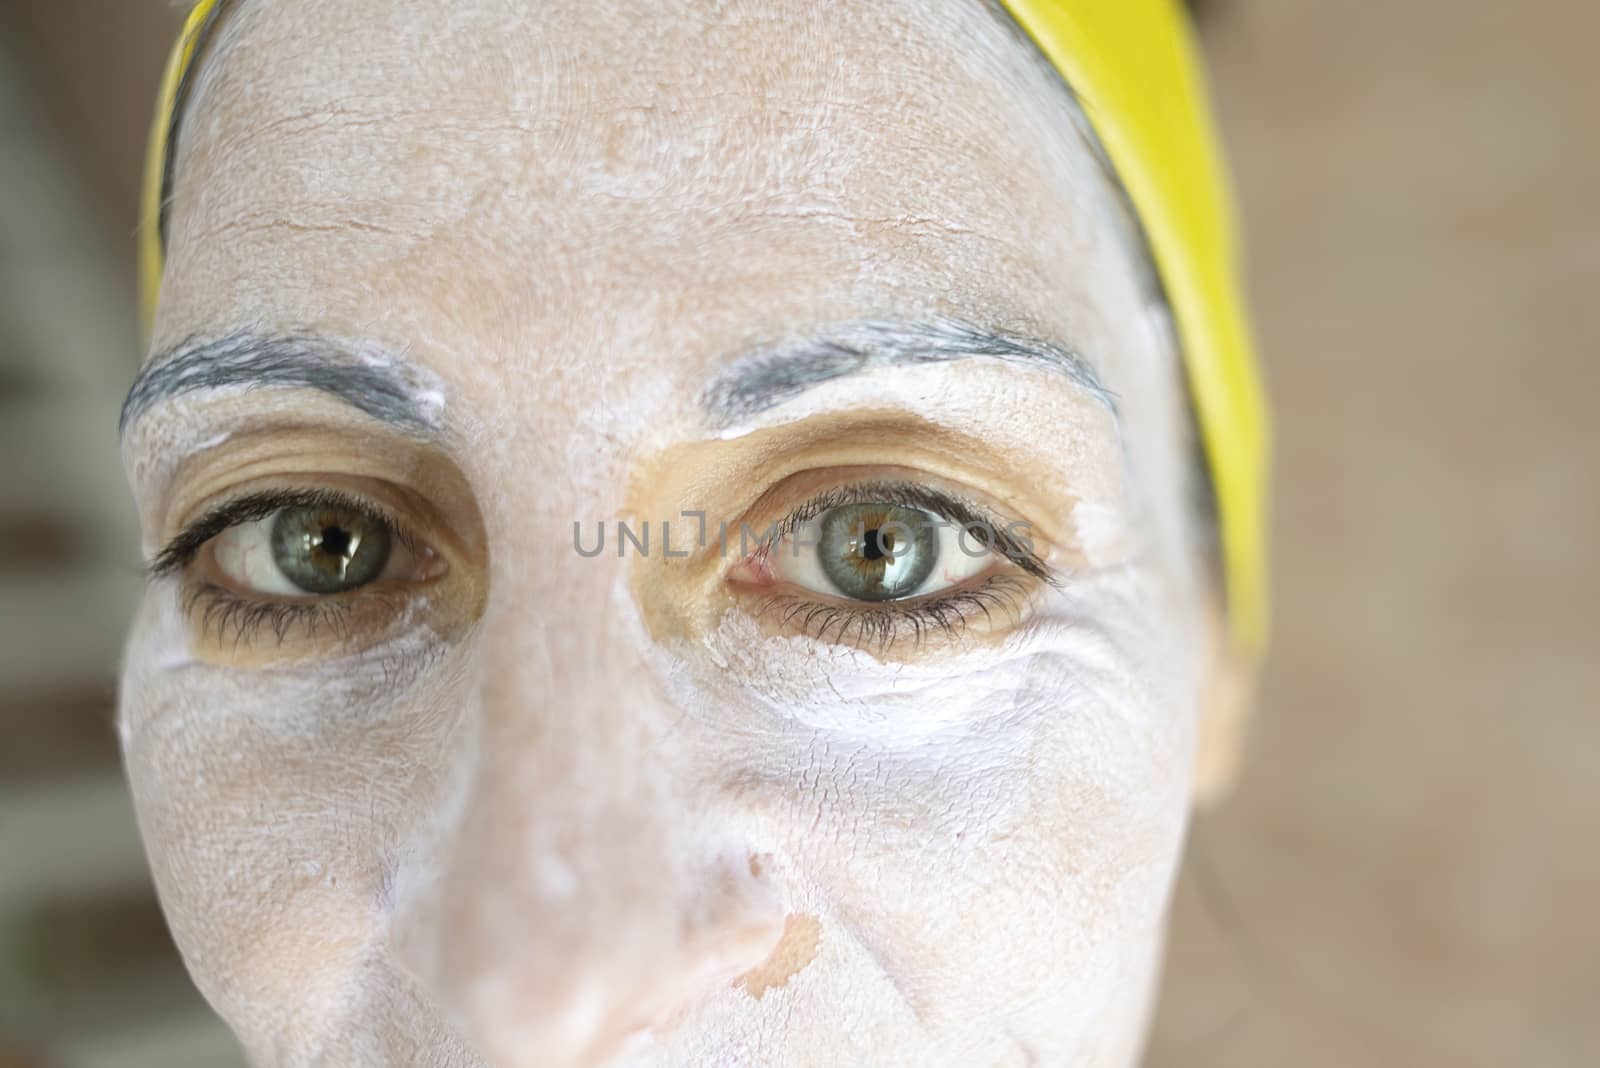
269;505;393;594
315;525;350;558
862;527;893;562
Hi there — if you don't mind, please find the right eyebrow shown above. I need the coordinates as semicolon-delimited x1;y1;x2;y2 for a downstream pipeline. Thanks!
119;331;444;439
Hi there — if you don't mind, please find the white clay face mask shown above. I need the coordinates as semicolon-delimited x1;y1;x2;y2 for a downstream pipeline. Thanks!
118;1;1225;1066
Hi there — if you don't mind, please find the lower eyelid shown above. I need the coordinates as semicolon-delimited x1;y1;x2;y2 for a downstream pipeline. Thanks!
743;573;1035;651
183;581;353;647
179;529;445;659
179;577;426;657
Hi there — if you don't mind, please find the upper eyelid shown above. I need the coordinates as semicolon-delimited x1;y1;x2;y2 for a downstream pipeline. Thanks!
772;482;995;534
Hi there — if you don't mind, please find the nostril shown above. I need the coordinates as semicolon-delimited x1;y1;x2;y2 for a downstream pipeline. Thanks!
659;850;789;997
527;850;790;1065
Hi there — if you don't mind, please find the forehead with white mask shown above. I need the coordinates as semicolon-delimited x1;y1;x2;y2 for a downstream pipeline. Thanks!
117;0;1259;1065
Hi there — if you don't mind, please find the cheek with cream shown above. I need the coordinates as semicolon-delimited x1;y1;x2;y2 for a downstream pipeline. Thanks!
616;551;1203;1065
120;476;1201;1068
118;586;484;1066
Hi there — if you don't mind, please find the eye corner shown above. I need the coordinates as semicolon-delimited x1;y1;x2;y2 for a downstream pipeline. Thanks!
725;545;777;591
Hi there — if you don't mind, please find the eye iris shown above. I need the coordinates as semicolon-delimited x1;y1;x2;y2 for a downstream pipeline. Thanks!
818;504;937;601
268;505;393;594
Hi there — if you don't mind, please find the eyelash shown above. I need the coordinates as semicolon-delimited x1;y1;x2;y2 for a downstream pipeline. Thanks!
181;583;365;648
152;488;424;647
153;481;1052;652
748;480;1057;650
753;574;1034;650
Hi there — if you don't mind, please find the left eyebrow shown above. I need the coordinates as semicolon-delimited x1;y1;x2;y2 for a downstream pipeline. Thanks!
120;331;442;438
699;316;1116;427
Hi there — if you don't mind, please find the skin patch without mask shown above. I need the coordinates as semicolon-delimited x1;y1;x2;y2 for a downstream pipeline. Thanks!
733;913;822;999
621;373;1127;656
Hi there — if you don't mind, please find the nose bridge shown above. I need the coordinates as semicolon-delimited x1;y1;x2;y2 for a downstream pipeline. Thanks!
399;559;785;1066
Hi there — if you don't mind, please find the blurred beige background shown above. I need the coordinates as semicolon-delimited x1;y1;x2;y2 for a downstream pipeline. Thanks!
1;1;1595;1065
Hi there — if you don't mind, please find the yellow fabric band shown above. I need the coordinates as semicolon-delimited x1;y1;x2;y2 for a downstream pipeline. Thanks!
138;0;1270;654
139;0;221;337
998;0;1270;654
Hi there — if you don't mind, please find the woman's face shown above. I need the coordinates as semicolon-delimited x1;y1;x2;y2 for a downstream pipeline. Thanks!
119;1;1225;1065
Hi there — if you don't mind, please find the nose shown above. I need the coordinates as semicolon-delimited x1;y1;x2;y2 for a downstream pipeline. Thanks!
391;580;786;1067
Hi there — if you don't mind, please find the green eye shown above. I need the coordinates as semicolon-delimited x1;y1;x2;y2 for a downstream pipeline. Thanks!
268;504;394;594
816;503;938;601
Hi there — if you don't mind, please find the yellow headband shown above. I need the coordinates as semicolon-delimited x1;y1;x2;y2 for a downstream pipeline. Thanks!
139;0;1270;654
